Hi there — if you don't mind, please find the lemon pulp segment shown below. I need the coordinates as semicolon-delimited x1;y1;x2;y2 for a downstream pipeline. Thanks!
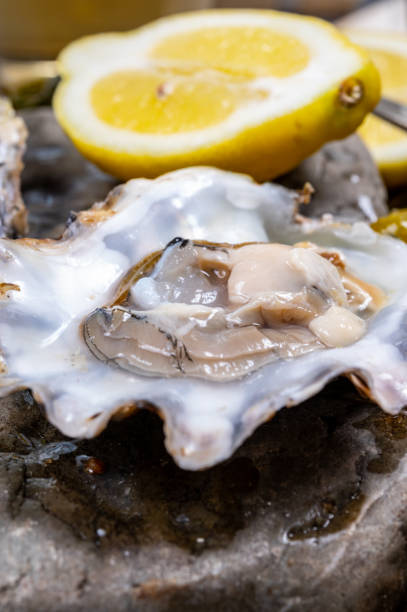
359;48;407;148
360;115;407;149
149;26;310;78
91;26;309;134
91;69;268;133
348;31;407;186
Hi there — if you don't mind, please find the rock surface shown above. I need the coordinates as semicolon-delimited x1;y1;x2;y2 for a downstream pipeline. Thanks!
0;108;403;611
1;382;407;611
278;134;388;222
20;107;117;238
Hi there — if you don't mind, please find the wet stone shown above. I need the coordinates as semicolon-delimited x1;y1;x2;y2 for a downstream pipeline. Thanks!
20;107;118;238
0;109;403;611
278;133;388;222
83;457;107;476
1;381;407;610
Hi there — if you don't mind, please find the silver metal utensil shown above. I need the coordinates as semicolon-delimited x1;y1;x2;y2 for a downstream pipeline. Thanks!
373;97;407;132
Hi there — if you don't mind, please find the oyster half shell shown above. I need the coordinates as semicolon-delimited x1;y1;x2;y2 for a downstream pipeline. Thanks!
0;98;27;236
0;166;407;469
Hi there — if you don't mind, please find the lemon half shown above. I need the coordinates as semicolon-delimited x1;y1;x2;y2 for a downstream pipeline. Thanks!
349;30;407;187
54;10;380;181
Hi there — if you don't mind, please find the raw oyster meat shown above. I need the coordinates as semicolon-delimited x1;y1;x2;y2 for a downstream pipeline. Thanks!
84;238;384;380
1;166;407;469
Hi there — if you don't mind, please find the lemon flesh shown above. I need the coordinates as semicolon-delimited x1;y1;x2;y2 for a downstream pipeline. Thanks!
91;69;268;134
54;10;380;181
349;31;407;187
149;26;310;78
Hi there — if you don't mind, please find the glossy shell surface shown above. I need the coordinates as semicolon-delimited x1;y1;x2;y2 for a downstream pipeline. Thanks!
0;167;407;469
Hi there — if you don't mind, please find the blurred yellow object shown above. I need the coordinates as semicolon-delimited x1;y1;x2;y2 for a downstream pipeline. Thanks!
349;30;407;187
54;10;380;181
372;209;407;242
0;60;59;108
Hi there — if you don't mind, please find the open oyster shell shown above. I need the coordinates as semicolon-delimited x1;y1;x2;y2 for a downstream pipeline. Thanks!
0;166;407;469
0;98;27;237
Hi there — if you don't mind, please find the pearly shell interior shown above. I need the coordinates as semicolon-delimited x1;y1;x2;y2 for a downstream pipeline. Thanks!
0;167;407;469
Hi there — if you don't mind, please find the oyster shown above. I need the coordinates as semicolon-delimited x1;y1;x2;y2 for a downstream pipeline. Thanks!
84;239;384;380
0;166;407;469
0;97;27;237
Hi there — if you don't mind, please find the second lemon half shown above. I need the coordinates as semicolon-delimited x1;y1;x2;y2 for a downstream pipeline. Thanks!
54;10;380;181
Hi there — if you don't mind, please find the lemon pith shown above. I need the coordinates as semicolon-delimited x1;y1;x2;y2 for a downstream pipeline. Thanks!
54;10;380;181
348;31;407;187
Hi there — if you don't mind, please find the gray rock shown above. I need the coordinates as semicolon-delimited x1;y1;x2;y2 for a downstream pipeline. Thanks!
20;107;117;238
1;382;407;611
279;134;388;222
